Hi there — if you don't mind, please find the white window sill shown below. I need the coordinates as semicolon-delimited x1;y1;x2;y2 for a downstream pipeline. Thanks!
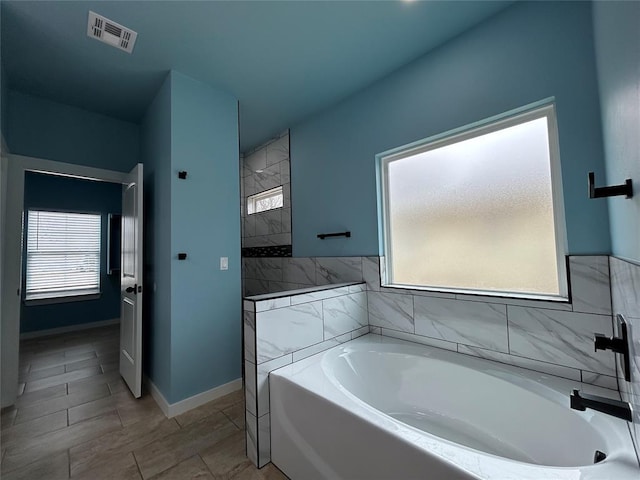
24;291;102;306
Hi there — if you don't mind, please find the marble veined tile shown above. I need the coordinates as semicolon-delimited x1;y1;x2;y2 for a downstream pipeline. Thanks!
245;149;267;174
281;159;291;184
610;257;640;460
381;329;457;352
362;257;381;291
291;334;351;362
289;286;351;305
457;344;581;381
244;310;255;364
255;296;290;312
244;361;257;416
256;302;323;363
581;371;618;390
414;297;509;353
257;414;271;467
281;207;291;233
569;256;612;315
351;325;370;339
244;279;269;297
315;257;363;285
282;258;316;285
367;292;414;333
323;292;368;339
266;135;289;166
254;258;283;282
243;215;256;238
257;355;292;417
507;306;616;376
246;413;258;466
254;210;282;237
254;164;281;192
610;257;640;319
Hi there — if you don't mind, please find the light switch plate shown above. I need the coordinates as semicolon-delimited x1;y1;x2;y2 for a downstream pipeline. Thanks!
220;257;229;270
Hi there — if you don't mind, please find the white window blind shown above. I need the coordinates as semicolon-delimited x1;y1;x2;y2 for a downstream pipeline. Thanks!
26;210;101;300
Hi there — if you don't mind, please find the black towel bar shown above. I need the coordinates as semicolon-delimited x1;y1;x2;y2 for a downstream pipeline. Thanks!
317;231;351;240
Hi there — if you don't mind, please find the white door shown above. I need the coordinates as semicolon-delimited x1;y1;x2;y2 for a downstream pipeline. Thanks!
120;163;143;398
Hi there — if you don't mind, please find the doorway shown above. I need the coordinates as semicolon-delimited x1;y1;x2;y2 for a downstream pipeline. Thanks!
1;153;143;407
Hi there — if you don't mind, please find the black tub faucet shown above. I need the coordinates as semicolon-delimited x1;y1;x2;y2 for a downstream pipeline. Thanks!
570;389;632;422
594;314;631;382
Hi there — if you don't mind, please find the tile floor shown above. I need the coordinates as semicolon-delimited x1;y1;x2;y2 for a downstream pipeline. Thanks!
1;325;288;480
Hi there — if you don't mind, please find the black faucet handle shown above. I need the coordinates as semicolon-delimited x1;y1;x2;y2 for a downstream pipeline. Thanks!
594;333;609;352
570;389;586;411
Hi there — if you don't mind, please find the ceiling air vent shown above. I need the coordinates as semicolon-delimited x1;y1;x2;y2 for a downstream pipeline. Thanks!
87;11;137;54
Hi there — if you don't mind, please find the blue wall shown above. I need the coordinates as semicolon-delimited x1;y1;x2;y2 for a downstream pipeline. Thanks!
1;65;6;145
291;1;610;257
6;90;139;172
21;172;121;333
142;71;241;404
169;71;241;402
593;1;640;263
141;73;173;401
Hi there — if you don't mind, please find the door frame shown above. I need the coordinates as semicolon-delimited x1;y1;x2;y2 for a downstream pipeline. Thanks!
1;153;128;407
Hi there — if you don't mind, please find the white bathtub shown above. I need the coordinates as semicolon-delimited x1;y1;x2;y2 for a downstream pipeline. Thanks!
270;334;639;480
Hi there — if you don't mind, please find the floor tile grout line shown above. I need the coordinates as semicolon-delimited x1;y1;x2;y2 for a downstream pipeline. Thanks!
132;449;145;479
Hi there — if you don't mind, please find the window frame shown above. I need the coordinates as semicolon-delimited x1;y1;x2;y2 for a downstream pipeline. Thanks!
247;185;284;215
377;101;568;301
24;209;103;303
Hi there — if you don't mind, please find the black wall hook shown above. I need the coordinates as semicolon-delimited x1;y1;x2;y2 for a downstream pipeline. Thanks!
588;172;633;199
178;171;188;179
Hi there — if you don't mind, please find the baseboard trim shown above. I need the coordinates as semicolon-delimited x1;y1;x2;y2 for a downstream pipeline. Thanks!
145;376;243;418
20;318;120;340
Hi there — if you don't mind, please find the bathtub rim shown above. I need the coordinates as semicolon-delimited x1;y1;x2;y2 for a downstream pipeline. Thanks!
269;333;639;479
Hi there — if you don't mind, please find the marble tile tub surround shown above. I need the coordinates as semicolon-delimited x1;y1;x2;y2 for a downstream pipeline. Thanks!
610;256;640;462
243;255;617;383
241;132;291;250
242;255;620;468
366;255;618;383
243;255;365;296
243;282;368;467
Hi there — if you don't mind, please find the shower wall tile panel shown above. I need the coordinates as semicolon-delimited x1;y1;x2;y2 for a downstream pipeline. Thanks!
243;255;622;467
255;301;323;363
315;257;364;285
569;255;612;315
414;297;509;353
367;291;415;333
241;132;291;250
323;292;368;338
610;256;640;462
507;306;615;375
243;283;369;467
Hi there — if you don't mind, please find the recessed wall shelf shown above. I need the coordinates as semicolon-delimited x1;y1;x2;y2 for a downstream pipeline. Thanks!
588;171;633;199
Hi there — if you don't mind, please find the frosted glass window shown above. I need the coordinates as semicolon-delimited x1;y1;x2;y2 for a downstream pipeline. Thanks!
247;186;283;215
380;104;566;298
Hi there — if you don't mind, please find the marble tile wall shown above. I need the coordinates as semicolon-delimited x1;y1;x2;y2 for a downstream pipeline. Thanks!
364;255;618;386
241;132;291;250
610;257;640;461
245;254;625;468
243;256;364;296
243;283;368;467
